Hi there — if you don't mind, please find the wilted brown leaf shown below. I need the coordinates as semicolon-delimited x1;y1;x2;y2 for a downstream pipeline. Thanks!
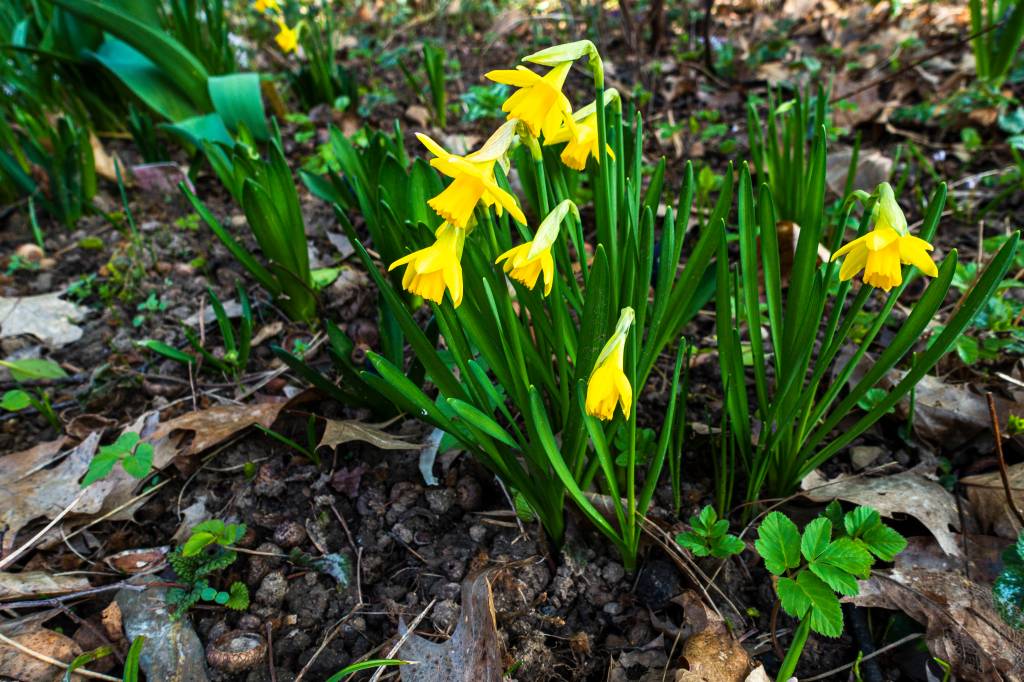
0;572;90;601
0;628;82;681
0;291;87;347
961;462;1024;540
673;591;753;682
849;537;1024;679
318;418;421;453
398;573;502;682
802;468;962;556
826;149;892;196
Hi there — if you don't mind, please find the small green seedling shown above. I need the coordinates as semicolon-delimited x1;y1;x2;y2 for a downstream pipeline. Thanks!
167;520;249;618
993;531;1024;630
675;505;745;558
81;432;154;486
755;503;906;681
139;285;253;379
0;358;65;430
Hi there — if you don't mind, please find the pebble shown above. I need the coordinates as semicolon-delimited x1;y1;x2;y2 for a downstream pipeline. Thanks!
455;476;482;511
425;488;455;514
256;571;288;608
602;562;625;584
431;599;460;632
273;521;307;549
602;601;623;616
468;524;488;543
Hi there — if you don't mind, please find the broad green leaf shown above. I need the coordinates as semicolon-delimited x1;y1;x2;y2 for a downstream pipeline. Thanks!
776;576;811;618
86;37;198;122
182;531;217;557
843;506;880;537
801;517;832;562
808;561;859;596
208;73;268;140
0;390;31;411
816;537;873;579
695;505;717;533
121;443;153;479
0;358;67;381
165;113;233;148
676;531;711;557
755;511;802;575
712;534;746;558
81;451;119;487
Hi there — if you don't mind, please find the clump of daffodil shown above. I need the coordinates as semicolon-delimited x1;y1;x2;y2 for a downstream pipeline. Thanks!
496;200;578;296
388;223;466;307
586;308;635;421
416;120;526;229
274;19;298;53
830;182;938;292
545;89;619;170
485;40;603;140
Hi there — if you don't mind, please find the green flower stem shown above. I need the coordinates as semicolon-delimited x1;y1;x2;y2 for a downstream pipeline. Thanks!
776;616;810;682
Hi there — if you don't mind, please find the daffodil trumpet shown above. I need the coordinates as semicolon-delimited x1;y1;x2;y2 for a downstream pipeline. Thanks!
388;222;466;307
585;308;635;421
544;89;619;171
416;121;526;229
830;182;938;292
496;200;578;296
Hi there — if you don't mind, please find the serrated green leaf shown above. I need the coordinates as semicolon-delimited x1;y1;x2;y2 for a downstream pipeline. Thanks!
808;561;860;596
816;537;874;579
696;505;717;532
225;582;249;610
81;451;120;487
777;576;811;618
121;443;153;479
860;524;907;562
801;517;832;562
799;571;844;637
709;519;730;540
676;531;712;557
843;506;881;537
712;534;746;558
755;512;802;575
824;501;845;535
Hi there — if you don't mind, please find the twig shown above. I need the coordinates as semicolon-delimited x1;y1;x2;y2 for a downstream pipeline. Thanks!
769;599;784;659
987;393;1024;529
831;23;1001;104
0;488;88;570
367;599;434;682
266;621;277;682
0;630;121;681
294;606;363;682
800;632;923;681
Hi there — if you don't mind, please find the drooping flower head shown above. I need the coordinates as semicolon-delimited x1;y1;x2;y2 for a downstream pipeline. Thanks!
585;308;635;421
274;19;298;53
830;183;938;292
544;89;619;171
388;222;466;307
416;120;526;229
486;62;577;140
496;200;578;296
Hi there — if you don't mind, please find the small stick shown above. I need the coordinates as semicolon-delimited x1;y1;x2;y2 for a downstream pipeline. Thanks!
0;488;88;570
0;630;121;681
0;581;146;610
295;607;362;682
987;393;1024;529
266;621;277;682
367;599;434;682
800;632;924;681
769;599;784;659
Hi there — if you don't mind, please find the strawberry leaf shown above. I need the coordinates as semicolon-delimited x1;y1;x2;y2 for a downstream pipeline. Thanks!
755;511;802;575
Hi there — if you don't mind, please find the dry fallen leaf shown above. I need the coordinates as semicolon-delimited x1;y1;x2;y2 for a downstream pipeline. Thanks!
318;418;421;454
802;468;962;557
0;291;87;347
826;149;892;196
849;537;1024;679
405;104;431;128
102;601;124;643
398;573;503;682
673;591;753;682
90;132;119;182
0;627;82;681
0;572;91;601
961;462;1024;540
103;547;169;575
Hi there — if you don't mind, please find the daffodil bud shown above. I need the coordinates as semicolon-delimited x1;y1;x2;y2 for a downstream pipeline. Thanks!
529;200;578;259
873;182;907;236
524;40;604;88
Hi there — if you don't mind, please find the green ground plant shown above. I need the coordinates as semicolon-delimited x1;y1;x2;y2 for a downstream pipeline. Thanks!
970;0;1024;89
167;520;249;618
755;504;907;681
675;505;745;558
0;358;66;430
81;432;154;487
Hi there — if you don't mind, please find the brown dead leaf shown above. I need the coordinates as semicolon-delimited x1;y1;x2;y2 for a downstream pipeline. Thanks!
152;401;288;460
65;414;118;441
961;463;1024;540
0;572;90;601
398;573;502;682
0;628;82;681
802;469;962;556
826;149;892;196
673;590;753;682
487;7;529;42
103;547;169;575
849;538;1024;679
101;601;123;643
318;419;421;453
90;133;118;182
405;104;431;128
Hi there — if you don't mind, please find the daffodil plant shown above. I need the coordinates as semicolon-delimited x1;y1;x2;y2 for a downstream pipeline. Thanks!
717;153;1019;509
339;41;725;568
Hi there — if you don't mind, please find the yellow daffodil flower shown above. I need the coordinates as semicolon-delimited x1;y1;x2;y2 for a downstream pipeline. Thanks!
524;40;604;86
830;183;938;292
388;223;466;307
274;19;298;53
252;0;280;12
416;120;526;229
485;61;577;140
544;90;619;171
496;200;578;296
585;308;635;421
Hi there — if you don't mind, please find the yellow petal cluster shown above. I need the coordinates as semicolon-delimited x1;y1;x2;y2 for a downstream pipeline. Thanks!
274;19;298;53
830;183;937;292
585;308;634;421
389;223;465;307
